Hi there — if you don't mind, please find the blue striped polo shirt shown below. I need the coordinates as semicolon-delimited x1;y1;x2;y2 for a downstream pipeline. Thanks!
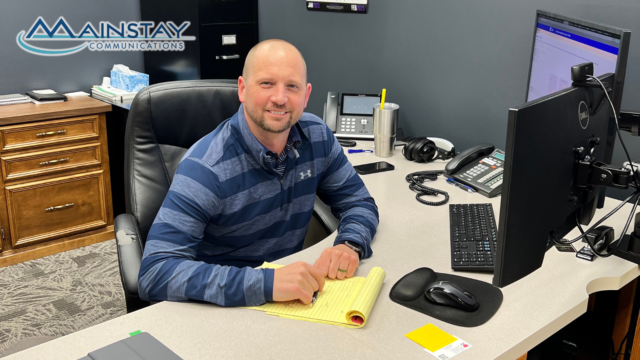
138;104;379;307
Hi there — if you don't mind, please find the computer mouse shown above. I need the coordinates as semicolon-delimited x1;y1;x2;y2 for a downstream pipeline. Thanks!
424;281;479;312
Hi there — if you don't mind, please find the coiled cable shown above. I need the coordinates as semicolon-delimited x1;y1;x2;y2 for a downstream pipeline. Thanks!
405;171;449;206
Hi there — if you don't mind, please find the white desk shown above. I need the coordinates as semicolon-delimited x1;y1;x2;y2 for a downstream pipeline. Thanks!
7;143;640;360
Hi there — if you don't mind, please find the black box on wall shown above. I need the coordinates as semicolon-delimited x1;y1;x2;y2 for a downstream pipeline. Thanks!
140;0;259;84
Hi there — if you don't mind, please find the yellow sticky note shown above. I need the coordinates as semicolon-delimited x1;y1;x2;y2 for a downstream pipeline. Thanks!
406;324;457;352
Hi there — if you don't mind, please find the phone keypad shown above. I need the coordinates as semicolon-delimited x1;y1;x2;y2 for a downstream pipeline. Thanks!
464;164;489;178
340;117;356;132
340;117;372;133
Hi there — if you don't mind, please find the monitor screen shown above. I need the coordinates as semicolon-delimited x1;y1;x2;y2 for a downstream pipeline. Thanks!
341;95;381;115
526;13;622;102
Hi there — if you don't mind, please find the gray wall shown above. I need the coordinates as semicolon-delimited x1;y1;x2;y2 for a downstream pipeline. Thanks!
258;0;640;200
0;0;143;95
2;1;639;199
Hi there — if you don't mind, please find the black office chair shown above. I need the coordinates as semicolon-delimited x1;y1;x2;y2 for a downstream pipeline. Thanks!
115;79;338;313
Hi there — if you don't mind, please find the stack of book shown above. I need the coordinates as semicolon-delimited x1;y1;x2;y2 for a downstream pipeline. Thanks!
25;90;68;104
0;94;32;106
92;85;138;103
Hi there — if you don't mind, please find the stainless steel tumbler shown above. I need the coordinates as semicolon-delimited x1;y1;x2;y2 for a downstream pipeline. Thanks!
373;103;399;158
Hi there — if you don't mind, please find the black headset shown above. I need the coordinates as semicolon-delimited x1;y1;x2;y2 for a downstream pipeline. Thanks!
402;137;457;206
402;137;456;163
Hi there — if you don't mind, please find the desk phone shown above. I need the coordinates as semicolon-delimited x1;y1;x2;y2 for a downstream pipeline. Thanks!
444;144;505;198
323;92;380;139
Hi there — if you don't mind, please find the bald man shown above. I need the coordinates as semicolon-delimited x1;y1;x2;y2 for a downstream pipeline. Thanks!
138;40;379;307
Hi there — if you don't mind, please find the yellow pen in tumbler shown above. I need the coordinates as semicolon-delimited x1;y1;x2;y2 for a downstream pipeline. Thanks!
380;88;386;109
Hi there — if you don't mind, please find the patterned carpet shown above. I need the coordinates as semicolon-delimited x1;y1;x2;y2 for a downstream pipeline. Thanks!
0;240;126;356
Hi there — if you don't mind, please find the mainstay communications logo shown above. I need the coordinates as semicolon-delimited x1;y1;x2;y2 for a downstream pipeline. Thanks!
16;17;196;56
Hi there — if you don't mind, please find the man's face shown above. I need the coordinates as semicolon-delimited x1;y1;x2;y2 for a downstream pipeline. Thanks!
238;50;312;134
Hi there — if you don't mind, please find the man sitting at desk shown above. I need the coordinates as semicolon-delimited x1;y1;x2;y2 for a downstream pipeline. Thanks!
138;39;379;307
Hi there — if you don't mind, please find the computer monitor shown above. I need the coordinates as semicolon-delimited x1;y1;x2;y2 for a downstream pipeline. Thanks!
526;10;630;111
526;11;630;173
493;73;614;288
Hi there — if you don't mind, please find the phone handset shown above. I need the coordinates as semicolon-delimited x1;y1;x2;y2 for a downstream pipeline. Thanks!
444;143;495;175
323;91;339;132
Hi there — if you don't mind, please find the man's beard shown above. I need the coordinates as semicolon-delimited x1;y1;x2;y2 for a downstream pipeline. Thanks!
245;105;300;134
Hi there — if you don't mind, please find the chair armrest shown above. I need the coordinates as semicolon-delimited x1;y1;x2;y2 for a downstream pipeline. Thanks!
114;213;144;298
313;196;339;234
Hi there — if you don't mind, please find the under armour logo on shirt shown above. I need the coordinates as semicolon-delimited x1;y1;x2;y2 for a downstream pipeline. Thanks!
300;170;312;179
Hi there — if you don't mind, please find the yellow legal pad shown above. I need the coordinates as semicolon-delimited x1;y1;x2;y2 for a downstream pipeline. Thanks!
245;262;386;328
406;323;457;352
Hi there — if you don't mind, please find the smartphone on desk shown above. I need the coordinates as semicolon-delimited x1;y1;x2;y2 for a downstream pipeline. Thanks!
354;161;395;175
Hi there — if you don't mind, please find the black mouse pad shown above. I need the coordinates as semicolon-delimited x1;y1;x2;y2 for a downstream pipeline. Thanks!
389;268;503;327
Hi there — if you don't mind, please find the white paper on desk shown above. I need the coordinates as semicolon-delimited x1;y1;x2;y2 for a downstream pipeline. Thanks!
31;99;64;105
64;91;90;97
424;338;472;360
32;89;57;94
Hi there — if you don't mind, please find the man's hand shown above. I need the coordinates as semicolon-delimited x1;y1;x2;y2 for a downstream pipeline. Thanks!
314;244;359;280
273;262;325;304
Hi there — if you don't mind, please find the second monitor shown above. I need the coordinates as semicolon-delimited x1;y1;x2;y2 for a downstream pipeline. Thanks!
526;10;631;169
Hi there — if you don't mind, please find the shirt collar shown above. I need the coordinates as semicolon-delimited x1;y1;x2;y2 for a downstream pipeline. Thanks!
285;125;302;150
235;104;302;168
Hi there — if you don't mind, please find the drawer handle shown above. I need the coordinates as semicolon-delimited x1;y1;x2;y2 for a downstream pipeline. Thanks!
36;130;67;137
45;203;74;212
40;158;70;166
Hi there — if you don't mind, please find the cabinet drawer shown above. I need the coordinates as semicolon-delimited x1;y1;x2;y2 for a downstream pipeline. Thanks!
198;0;257;25
0;116;100;152
200;24;257;79
6;171;108;247
1;143;102;181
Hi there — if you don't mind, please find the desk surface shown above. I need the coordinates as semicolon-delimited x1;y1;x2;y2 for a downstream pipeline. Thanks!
7;142;640;360
0;96;111;126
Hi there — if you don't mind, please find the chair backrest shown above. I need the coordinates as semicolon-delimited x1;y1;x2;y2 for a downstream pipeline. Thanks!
124;80;240;245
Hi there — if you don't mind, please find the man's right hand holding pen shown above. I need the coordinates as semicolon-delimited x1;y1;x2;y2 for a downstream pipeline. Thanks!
272;241;361;305
273;262;325;305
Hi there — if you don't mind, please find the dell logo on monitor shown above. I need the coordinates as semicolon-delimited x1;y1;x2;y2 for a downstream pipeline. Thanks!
578;101;590;129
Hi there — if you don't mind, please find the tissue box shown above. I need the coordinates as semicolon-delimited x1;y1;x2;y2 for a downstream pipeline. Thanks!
110;69;149;92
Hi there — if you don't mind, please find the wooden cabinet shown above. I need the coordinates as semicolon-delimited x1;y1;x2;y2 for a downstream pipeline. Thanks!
0;97;114;267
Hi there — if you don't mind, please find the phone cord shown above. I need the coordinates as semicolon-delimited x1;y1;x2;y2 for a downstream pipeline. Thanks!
406;171;449;206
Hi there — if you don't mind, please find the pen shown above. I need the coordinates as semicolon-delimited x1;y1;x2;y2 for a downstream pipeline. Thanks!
446;178;477;193
311;290;318;306
348;149;373;153
460;183;476;193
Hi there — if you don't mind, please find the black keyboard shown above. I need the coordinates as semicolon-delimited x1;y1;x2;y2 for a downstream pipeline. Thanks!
449;203;498;272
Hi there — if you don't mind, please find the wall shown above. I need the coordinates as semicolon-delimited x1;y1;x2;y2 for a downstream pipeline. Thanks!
2;1;639;199
0;0;143;95
258;0;640;199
